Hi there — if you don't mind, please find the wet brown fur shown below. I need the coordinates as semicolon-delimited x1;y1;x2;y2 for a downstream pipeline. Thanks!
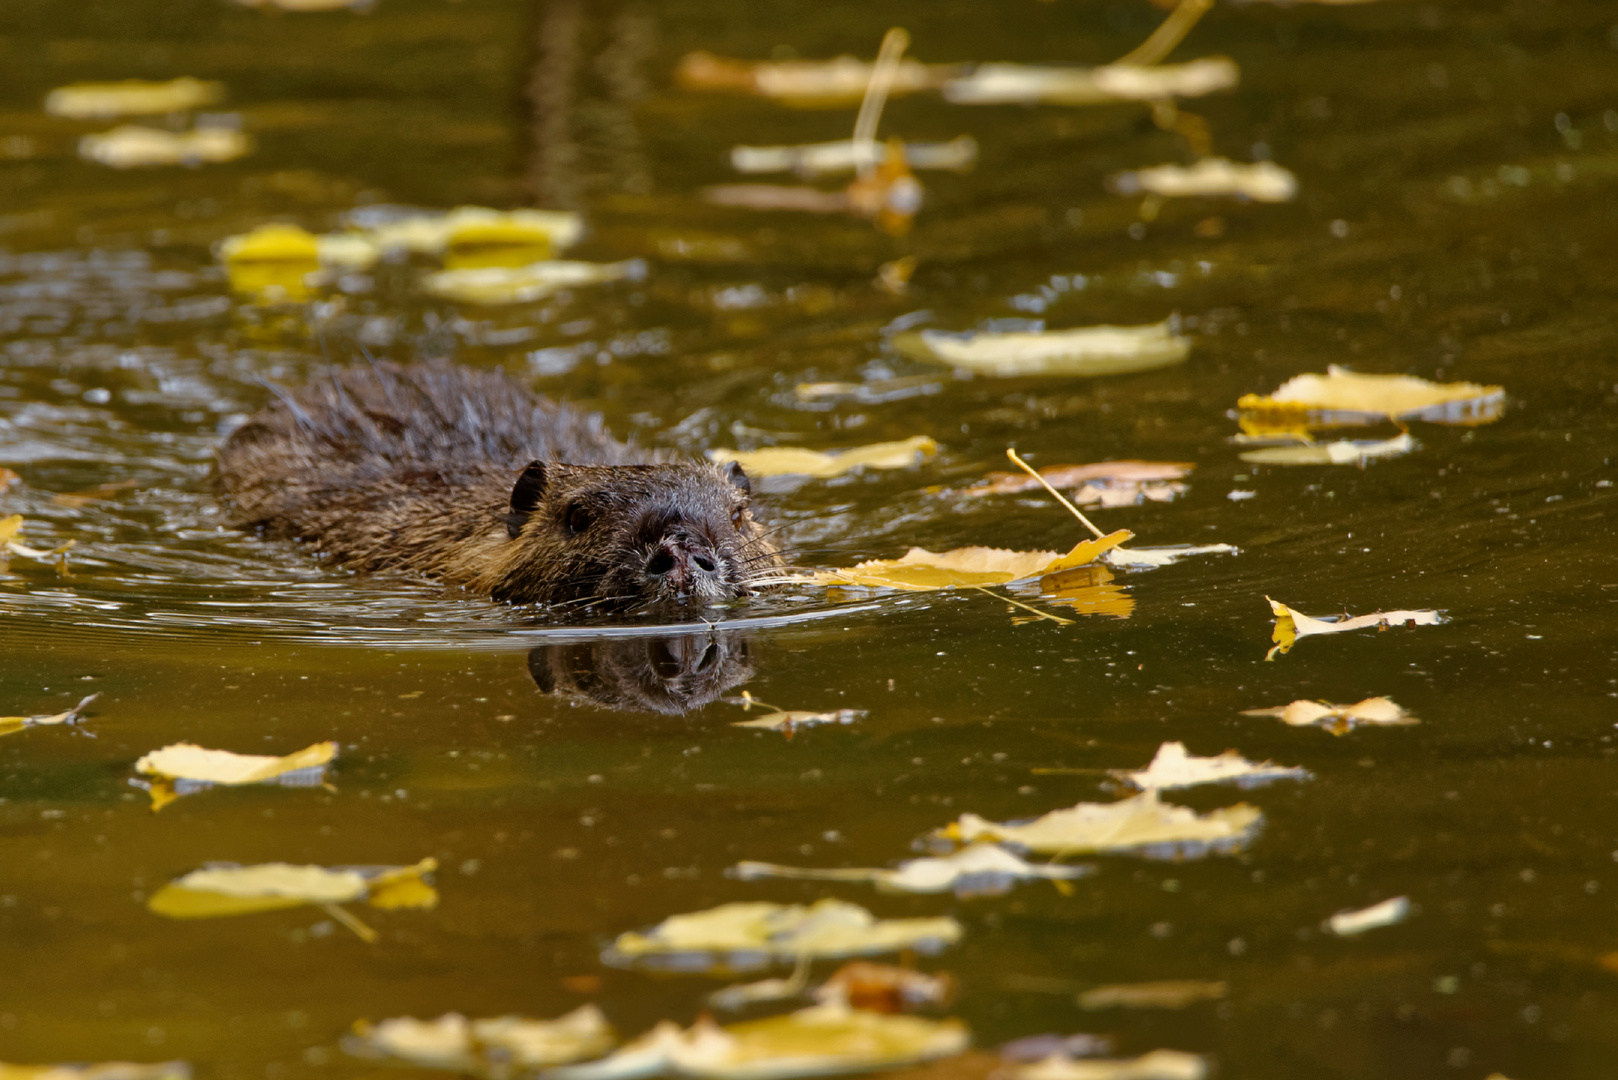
215;362;781;609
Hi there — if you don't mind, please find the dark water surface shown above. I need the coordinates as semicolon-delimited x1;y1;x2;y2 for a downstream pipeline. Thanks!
2;1;1617;1078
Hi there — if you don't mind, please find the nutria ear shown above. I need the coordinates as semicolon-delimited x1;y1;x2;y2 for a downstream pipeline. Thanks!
507;461;547;538
723;460;751;495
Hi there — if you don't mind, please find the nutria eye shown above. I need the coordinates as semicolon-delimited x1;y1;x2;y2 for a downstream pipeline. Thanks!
566;503;594;534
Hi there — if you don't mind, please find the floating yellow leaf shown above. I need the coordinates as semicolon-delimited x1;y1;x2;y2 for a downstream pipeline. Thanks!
0;468;16;492
133;740;336;810
1014;1050;1208;1080
708;437;937;479
0;694;98;738
731;137;977;178
943;58;1237;105
1112;158;1297;203
732;843;1092;898
147;858;437;920
1237;365;1504;431
360;207;584;259
422;260;635;305
1101;544;1236;569
895;322;1189;378
675;51;953;106
1240;696;1416;734
217;224;376;299
1237;431;1413;466
0;514;77;571
1326;895;1410;937
549;1004;969;1080
45;78;225;119
345;1005;615;1073
929;790;1261;859
0;1065;191;1080
604;898;962;971
1111;742;1308;792
1265;597;1444;659
79;125;250;169
816;531;1131;592
1077;981;1228;1011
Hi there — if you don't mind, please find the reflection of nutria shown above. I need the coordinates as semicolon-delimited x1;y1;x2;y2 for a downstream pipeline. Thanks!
527;632;752;714
215;362;783;609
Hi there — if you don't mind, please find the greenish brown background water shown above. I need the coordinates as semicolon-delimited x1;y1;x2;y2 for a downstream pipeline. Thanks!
2;1;1617;1078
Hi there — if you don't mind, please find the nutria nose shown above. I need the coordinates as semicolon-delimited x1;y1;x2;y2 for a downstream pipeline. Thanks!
645;537;719;590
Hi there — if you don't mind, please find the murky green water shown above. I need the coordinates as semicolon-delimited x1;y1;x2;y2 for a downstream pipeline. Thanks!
3;1;1618;1078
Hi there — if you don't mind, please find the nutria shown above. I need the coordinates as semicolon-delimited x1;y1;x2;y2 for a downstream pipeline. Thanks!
215;361;782;609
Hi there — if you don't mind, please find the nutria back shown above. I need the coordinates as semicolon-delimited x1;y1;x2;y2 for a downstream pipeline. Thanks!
216;362;782;609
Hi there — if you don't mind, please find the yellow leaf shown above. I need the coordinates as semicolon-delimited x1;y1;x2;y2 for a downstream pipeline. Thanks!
1014;1049;1209;1080
135;740;337;786
146;859;435;919
731;843;1091;897
365;858;440;910
45;78;225;119
364;207;583;258
1238;431;1413;466
347;1006;615;1072
732;709;864;732
604;898;962;971
895;322;1189;378
1326;895;1410;937
1264;597;1444;659
1240;697;1416;734
0;515;21;544
818;531;1131;593
1237;365;1504;430
0;1064;192;1080
708;436;937;479
1110;742;1308;792
422;261;634;305
930;790;1262;858
675;51;951;106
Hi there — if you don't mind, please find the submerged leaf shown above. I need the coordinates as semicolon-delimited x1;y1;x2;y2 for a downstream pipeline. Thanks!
816;532;1132;592
1326;895;1411;937
1237;431;1413;466
895;322;1189;378
1013;1050;1208;1080
732;710;865;733
708;437;937;479
1111;742;1309;792
423;260;636;306
1076;981;1228;1011
603;899;962;971
1112;158;1297;203
549;1003;969;1080
732;843;1093;898
1237;365;1504;430
1265;597;1444;659
929;790;1261;859
45;78;225;119
1240;697;1416;734
345;1005;615;1072
79;125;250;168
146;858;437;919
943;58;1238;105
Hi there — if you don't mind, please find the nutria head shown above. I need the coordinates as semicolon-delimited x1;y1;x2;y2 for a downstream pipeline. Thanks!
488;459;781;609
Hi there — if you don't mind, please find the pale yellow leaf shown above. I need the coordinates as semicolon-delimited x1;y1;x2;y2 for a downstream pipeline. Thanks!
732;843;1091;898
895;322;1189;378
1113;158;1297;202
966;461;1192;498
422;261;633;305
1238;365;1504;429
604;898;962;970
362;207;584;258
1326;895;1410;936
1265;597;1444;659
732;709;864;732
79;125;250;169
1111;742;1308;792
347;1005;615;1071
675;51;952;106
45;78;225;119
708;436;937;479
135;741;337;786
1240;697;1416;734
931;790;1261;858
1238;431;1413;466
549;1004;969;1080
731;137;977;177
1014;1050;1208;1080
0;1064;191;1080
146;858;435;919
943;58;1237;105
818;531;1131;592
